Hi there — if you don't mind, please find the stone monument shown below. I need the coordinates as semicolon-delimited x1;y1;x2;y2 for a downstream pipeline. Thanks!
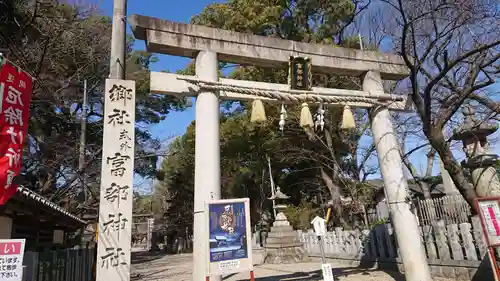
452;105;500;261
264;187;307;264
451;105;500;197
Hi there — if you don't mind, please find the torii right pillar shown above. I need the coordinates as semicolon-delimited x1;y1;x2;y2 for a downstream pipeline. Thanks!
365;71;432;281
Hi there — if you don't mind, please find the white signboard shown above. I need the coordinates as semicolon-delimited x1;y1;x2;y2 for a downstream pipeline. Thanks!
321;263;334;281
478;199;500;246
205;198;253;276
147;218;154;250
96;79;135;281
311;216;327;236
0;239;25;281
218;260;241;272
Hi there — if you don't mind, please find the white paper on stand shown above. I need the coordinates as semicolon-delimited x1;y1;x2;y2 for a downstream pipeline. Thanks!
311;216;327;236
321;263;334;281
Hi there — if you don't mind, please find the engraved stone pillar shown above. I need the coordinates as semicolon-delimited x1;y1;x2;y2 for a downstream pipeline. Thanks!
96;79;135;281
439;159;460;195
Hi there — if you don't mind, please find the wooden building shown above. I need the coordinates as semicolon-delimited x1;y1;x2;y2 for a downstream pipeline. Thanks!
0;186;87;251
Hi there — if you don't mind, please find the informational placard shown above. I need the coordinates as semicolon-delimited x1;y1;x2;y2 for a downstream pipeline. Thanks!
96;79;135;281
205;198;253;276
0;239;25;281
477;198;500;247
321;263;334;281
0;61;33;205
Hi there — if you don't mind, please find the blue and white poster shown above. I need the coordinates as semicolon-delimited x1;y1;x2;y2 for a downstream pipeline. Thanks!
208;201;248;262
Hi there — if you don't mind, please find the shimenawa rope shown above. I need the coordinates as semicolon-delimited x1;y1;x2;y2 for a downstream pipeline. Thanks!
178;77;396;107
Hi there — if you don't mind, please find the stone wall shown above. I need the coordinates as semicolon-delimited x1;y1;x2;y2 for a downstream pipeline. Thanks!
297;218;498;280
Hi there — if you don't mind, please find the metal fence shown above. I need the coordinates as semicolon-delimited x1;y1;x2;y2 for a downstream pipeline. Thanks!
24;245;96;281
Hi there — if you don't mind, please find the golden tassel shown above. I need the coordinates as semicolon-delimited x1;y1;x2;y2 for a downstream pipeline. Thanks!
250;99;267;123
341;105;356;130
299;103;314;128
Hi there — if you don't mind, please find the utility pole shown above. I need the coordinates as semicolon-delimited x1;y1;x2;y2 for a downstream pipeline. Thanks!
266;156;277;218
110;0;127;79
78;79;87;201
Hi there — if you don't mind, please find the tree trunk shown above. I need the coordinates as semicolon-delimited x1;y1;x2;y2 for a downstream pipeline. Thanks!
427;128;478;213
320;167;346;227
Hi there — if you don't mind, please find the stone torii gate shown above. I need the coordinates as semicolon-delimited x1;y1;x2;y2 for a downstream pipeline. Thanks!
129;15;432;281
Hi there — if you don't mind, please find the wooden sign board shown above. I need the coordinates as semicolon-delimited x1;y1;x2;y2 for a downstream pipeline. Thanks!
205;198;253;277
288;56;312;91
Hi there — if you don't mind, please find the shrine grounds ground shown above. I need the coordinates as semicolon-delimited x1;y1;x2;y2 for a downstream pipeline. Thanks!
130;251;454;281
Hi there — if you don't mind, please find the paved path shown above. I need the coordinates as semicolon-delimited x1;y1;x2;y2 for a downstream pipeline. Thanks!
131;252;450;281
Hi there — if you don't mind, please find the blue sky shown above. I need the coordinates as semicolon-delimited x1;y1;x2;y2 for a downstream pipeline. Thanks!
100;0;222;141
98;0;224;192
97;0;499;193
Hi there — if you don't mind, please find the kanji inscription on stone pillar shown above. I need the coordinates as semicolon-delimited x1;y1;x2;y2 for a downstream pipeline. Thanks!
96;79;135;281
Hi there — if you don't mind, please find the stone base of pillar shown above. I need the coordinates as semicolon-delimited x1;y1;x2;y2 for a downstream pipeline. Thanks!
264;245;308;264
263;212;308;264
252;248;266;265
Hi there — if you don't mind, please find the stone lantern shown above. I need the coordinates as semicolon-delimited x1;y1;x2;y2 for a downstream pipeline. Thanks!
269;186;290;216
263;187;307;264
451;105;500;197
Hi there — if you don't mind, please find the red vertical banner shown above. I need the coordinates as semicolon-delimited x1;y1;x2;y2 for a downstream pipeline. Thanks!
488;207;500;236
0;62;33;205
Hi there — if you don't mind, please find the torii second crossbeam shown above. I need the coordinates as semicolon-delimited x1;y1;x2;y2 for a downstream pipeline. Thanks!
150;72;413;112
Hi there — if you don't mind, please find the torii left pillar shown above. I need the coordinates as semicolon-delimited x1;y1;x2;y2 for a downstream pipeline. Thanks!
193;50;222;281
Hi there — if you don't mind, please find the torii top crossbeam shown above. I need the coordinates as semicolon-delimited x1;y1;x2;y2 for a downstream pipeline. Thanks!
128;14;409;81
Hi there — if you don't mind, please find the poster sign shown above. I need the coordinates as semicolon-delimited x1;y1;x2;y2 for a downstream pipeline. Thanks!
0;62;33;205
205;198;253;276
0;239;25;281
96;79;135;281
476;197;500;247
